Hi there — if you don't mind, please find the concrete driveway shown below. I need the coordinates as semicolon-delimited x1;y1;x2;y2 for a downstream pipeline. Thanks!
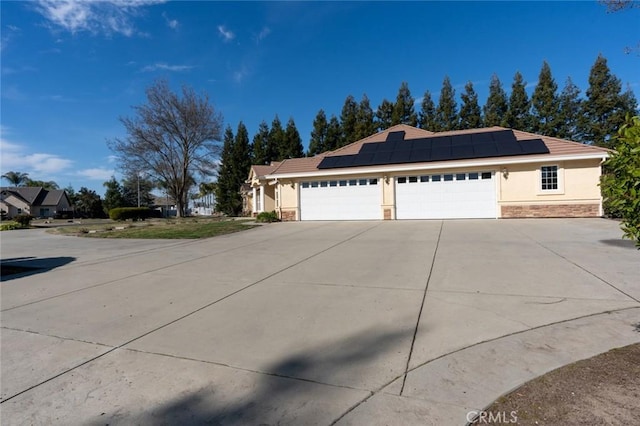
1;219;639;425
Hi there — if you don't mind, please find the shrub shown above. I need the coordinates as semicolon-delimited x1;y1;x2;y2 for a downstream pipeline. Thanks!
14;214;33;227
109;207;154;221
256;211;280;223
0;222;18;231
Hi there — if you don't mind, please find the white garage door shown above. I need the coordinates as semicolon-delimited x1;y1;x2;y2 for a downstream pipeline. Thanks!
396;171;497;219
300;177;381;220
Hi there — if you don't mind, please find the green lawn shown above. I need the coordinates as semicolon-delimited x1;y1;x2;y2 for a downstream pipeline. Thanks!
49;218;258;239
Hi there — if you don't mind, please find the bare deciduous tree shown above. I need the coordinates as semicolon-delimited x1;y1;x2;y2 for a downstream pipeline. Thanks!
108;80;223;217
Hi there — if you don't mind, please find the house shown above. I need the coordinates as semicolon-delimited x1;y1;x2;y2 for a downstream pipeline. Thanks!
0;187;72;219
248;125;609;221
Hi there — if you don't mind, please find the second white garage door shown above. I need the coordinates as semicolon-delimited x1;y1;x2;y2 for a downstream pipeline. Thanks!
300;177;381;220
395;171;497;219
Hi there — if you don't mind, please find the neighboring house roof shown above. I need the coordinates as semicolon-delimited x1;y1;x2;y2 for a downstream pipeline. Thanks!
0;187;70;206
262;126;609;178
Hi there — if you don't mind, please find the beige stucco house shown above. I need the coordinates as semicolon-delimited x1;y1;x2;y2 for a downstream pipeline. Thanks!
247;125;609;221
0;187;72;219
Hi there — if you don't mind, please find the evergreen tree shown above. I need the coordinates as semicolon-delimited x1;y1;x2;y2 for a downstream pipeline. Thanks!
375;99;394;131
556;77;583;140
391;82;418;126
282;117;304;158
103;177;125;213
483;74;508;127
579;55;631;146
215;126;238;215
121;172;155;207
76;187;105;218
325;115;343;151
234;121;253;182
252;121;270;165
530;61;560;136
459;81;482;129
419;91;436;130
355;94;376;140
434;76;458;131
505;71;531;131
340;95;359;146
308;109;328;156
269;115;286;161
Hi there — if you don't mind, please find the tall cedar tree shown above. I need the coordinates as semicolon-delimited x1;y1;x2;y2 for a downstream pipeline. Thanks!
530;61;560;136
483;74;508;127
459;81;482;129
375;99;394;131
269;115;286;161
391;82;418;126
325;115;343;151
103;177;126;212
76;187;105;218
419;91;437;130
215;126;239;215
308;109;328;156
556;77;583;140
252;121;270;165
505;71;531;131
233;122;252;186
108;80;223;217
579;54;638;147
340;95;359;146
282;118;304;158
434;76;458;131
355;94;376;140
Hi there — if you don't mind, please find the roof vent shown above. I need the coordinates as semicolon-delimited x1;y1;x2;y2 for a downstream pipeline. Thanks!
386;131;405;142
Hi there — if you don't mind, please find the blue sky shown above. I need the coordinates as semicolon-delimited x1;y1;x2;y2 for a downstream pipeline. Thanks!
1;1;638;196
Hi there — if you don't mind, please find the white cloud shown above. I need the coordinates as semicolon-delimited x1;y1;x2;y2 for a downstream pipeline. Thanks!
0;136;73;176
233;66;248;83
34;0;165;37
256;26;271;42
76;167;114;181
217;25;235;42
140;62;193;72
525;80;539;89
162;12;178;30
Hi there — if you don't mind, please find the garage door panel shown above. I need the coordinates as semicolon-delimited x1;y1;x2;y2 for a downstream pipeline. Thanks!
300;179;381;221
396;172;496;219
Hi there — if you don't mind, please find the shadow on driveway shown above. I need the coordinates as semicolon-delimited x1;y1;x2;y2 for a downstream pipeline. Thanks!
91;328;409;425
1;256;76;282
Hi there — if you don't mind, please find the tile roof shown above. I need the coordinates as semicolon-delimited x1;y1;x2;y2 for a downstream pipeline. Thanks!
0;187;69;206
251;162;282;177
260;126;609;177
1;186;44;204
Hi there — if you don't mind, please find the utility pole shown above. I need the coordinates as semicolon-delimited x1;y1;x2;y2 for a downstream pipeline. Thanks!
137;173;141;207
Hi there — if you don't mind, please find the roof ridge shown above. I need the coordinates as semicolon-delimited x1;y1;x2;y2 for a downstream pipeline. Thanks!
511;129;611;152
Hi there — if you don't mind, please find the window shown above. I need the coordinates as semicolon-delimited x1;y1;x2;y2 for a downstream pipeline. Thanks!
420;175;429;183
320;181;328;187
541;165;558;190
444;174;454;181
359;179;367;186
469;173;479;180
369;178;378;185
481;172;492;180
456;173;466;181
397;177;407;184
329;180;337;187
302;182;310;188
311;181;319;188
408;176;417;183
431;175;441;182
339;180;347;186
349;179;357;186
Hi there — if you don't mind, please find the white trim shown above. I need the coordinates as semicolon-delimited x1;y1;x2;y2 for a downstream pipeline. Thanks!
259;185;265;213
252;187;257;213
266;153;609;180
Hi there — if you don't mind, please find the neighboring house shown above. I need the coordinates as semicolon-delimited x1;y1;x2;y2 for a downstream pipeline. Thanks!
151;194;178;217
248;125;610;221
0;187;72;219
240;183;253;216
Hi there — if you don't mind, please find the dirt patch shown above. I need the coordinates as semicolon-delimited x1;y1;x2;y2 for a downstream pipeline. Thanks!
472;343;640;425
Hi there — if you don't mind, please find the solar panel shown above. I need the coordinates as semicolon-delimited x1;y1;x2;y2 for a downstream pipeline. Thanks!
386;131;406;142
318;130;551;169
451;144;475;159
410;149;432;163
519;139;549;154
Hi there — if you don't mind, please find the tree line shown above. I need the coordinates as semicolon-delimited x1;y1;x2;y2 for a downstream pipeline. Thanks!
214;54;637;216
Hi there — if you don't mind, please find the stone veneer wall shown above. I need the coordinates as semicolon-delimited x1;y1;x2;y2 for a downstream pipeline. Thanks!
501;203;600;218
280;210;296;221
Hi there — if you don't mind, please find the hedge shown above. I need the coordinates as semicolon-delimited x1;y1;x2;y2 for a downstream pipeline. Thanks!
109;207;158;221
256;211;280;223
